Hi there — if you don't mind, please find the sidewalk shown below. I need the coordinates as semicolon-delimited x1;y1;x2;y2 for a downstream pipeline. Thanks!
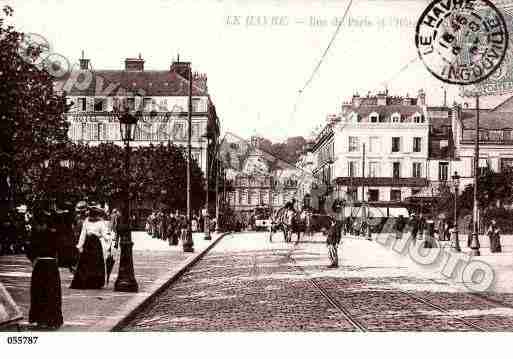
342;233;513;293
0;231;226;331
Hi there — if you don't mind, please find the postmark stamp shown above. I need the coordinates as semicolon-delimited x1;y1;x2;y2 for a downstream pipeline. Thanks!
416;0;509;85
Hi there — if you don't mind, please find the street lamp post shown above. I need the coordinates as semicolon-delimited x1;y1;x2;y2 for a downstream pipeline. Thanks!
113;103;139;293
183;64;194;252
215;156;220;233
451;171;461;252
470;95;481;256
366;190;372;241
203;134;211;240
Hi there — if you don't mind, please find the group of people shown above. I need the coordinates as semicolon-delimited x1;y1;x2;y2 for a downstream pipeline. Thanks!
304;209;506;269
0;206;32;255
25;200;122;329
145;210;192;245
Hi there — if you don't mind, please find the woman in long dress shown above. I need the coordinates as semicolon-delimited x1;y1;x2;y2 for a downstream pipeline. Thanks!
70;204;113;289
487;220;502;253
27;205;63;329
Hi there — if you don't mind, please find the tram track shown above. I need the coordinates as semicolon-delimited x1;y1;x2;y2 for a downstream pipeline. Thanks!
287;254;367;332
284;243;487;332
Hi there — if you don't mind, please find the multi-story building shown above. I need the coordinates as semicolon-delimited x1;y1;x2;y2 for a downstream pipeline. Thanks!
295;141;317;209
304;89;513;217
451;96;513;189
332;91;430;210
309;118;336;211
224;137;299;215
54;53;219;174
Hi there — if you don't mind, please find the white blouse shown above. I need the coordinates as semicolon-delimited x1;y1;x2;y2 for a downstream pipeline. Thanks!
77;218;114;254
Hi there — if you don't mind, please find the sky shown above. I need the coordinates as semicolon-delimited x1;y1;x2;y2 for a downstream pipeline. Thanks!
3;0;512;142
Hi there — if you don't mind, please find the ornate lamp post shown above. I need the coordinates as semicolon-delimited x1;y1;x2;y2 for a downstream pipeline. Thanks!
183;63;194;252
451;171;461;252
113;101;139;293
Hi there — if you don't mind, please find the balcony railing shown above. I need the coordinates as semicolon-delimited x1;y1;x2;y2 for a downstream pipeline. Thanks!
334;177;429;187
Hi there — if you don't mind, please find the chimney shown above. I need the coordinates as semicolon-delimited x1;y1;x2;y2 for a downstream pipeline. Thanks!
125;53;144;71
79;50;90;70
352;93;361;107
170;54;192;80
417;89;426;106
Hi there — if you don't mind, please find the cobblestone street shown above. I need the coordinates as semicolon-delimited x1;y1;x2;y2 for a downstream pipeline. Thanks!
123;232;513;331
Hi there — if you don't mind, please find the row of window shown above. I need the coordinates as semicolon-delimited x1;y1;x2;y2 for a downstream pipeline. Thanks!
348;136;423;153
462;129;513;142
346;188;422;202
68;121;206;142
73;97;204;113
347;161;424;178
227;190;294;206
349;112;424;124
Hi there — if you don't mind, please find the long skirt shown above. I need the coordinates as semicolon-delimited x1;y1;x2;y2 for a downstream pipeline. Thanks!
57;232;79;268
70;234;105;289
29;258;63;328
490;235;502;253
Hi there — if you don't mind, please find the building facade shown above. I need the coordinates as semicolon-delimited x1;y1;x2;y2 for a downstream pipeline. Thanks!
54;54;219;174
224;137;299;214
331;91;430;208
451;97;513;189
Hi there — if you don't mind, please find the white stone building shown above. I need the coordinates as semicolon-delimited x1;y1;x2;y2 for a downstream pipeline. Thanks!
54;54;220;174
332;91;430;207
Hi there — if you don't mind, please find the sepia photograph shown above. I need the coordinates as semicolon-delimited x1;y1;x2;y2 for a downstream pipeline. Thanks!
1;0;513;356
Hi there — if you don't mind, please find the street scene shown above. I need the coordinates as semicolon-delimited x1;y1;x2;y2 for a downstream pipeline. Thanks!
2;0;513;344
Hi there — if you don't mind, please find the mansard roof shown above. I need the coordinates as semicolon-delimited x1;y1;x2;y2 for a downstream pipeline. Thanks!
55;70;208;97
460;109;513;130
343;104;424;119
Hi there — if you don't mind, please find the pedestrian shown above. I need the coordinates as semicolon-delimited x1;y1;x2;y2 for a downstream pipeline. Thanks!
408;213;419;241
395;215;406;240
55;203;77;270
487;219;502;253
467;221;473;248
70;203;113;289
26;202;63;329
191;216;198;232
326;218;341;268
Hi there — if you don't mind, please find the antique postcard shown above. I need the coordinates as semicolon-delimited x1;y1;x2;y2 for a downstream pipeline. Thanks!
1;0;512;357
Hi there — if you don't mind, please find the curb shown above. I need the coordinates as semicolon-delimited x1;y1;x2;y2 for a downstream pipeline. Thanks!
85;232;232;332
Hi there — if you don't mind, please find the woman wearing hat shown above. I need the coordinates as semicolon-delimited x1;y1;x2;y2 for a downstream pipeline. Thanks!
26;203;63;329
71;203;113;289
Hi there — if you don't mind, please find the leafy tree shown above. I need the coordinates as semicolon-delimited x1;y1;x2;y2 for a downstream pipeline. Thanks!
459;167;513;214
0;6;69;210
38;142;205;212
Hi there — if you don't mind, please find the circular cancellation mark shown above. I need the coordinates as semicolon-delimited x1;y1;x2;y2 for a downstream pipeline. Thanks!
415;0;509;85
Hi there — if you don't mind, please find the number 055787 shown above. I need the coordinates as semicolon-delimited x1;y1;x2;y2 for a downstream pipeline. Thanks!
6;336;38;344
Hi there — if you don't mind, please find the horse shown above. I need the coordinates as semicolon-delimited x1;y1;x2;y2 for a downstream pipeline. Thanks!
270;207;308;244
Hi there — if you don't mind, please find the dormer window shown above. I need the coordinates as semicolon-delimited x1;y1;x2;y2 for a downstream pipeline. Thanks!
369;112;379;123
391;112;401;123
413;112;423;123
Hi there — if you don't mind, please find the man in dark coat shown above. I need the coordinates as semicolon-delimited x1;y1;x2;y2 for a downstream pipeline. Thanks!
326;218;341;268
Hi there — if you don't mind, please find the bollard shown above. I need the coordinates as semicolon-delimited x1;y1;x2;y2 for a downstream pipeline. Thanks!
450;228;461;252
